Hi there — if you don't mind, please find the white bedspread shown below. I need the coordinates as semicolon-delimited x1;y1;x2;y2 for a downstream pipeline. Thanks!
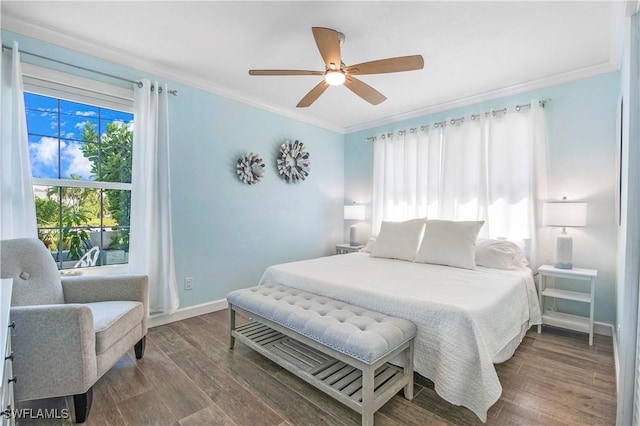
259;252;541;422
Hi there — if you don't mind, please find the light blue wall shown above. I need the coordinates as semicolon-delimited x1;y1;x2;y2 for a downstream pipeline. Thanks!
345;72;621;325
2;30;345;308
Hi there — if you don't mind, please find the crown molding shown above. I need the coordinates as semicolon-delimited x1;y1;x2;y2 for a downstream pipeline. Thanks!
1;15;345;135
2;12;623;137
344;60;618;134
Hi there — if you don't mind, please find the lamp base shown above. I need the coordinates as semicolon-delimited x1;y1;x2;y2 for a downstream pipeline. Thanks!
349;224;358;246
553;233;573;270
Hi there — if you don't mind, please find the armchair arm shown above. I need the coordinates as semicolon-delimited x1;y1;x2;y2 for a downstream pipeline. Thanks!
62;274;149;334
62;275;148;304
10;304;97;401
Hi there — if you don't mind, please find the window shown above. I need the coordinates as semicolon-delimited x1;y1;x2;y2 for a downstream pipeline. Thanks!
24;65;134;270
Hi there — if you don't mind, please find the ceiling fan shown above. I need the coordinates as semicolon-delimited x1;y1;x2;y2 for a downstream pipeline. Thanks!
248;27;424;108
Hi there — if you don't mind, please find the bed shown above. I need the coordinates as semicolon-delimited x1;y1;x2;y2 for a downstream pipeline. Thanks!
258;249;541;422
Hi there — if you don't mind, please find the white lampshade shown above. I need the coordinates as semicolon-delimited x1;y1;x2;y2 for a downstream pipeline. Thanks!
344;205;365;246
542;199;587;269
542;201;587;228
344;205;366;221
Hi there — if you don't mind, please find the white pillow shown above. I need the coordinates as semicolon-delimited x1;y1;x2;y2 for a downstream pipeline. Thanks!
361;237;376;253
475;239;529;270
415;220;484;269
370;219;426;261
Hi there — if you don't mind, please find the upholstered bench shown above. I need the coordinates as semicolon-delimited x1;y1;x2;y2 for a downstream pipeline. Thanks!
227;283;416;426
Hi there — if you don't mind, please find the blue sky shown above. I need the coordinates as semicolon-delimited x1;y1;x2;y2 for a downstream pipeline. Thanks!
25;92;133;180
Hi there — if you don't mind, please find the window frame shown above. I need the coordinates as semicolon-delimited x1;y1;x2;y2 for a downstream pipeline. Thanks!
23;64;135;274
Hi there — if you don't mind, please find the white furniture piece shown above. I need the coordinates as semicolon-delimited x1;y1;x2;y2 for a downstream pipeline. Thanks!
537;264;597;345
336;244;364;254
74;245;100;268
227;283;416;426
0;279;15;426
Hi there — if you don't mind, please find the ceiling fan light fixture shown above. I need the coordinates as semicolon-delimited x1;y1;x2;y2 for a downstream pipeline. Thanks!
324;70;346;86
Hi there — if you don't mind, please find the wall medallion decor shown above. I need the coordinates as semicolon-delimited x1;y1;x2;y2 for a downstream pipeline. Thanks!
236;152;265;185
277;140;310;183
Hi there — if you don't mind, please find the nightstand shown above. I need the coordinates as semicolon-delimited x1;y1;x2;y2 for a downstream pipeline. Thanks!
537;264;597;345
336;244;364;254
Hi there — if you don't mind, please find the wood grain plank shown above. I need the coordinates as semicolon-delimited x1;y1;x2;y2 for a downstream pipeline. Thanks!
168;346;284;426
117;389;177;425
177;404;237;426
134;339;212;420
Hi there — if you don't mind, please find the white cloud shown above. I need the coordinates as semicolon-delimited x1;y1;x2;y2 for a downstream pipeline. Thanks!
30;136;63;166
75;111;97;117
38;107;58;117
63;142;93;179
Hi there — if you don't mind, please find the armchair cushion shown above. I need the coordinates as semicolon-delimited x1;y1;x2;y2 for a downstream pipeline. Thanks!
62;275;149;335
86;301;144;354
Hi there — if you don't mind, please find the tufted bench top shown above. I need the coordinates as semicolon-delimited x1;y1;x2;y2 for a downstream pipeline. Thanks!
227;283;416;364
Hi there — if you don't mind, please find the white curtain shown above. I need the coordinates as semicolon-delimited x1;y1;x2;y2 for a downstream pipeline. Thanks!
129;80;179;315
371;127;442;229
0;41;37;240
372;103;548;264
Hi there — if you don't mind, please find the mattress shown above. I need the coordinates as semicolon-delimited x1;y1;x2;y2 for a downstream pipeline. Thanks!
259;252;541;421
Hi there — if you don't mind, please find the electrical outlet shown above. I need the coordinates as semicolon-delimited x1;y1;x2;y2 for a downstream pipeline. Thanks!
184;277;193;291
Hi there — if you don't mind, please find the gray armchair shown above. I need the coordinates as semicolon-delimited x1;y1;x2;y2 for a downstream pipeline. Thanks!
0;238;148;423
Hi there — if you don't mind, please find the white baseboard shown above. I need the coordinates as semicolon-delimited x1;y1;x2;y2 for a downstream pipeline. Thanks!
148;299;228;328
612;327;620;396
594;321;614;337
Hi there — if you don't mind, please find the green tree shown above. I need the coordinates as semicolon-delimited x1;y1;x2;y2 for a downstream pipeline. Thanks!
35;197;59;226
80;121;133;250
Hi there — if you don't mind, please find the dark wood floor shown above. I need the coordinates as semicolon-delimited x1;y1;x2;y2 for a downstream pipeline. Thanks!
17;310;617;425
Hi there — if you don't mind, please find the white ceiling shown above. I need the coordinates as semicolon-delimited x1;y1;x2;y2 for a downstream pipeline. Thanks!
0;1;625;133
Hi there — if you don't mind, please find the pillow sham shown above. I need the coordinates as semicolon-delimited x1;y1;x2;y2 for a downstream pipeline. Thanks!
475;239;529;270
415;220;484;269
370;219;426;261
361;237;376;253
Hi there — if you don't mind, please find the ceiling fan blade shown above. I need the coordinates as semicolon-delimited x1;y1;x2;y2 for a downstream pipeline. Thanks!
344;76;386;105
296;80;329;108
345;55;424;75
249;70;324;76
312;27;341;70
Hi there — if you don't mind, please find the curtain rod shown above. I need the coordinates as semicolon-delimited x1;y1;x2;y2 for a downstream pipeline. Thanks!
1;45;178;96
364;98;552;141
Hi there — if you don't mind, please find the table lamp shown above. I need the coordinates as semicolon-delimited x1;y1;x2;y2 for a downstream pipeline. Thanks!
542;197;587;269
344;204;366;246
